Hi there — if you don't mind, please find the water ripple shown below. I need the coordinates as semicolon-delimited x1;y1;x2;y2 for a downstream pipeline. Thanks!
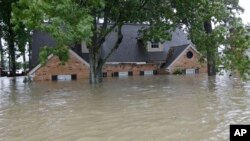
0;75;249;141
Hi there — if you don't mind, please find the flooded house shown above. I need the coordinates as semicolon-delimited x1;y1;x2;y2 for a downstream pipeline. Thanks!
29;24;207;81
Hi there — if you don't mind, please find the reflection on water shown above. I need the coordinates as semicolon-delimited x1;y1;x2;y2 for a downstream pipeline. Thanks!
0;75;249;141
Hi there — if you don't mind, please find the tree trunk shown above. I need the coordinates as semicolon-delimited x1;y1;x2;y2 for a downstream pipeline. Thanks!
28;38;32;70
89;47;104;84
88;24;123;84
206;47;216;76
204;21;216;76
89;15;103;84
0;37;4;69
23;52;26;75
0;26;4;70
8;28;16;77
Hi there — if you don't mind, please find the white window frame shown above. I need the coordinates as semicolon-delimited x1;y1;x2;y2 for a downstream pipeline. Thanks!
147;41;163;52
151;42;159;48
81;41;89;53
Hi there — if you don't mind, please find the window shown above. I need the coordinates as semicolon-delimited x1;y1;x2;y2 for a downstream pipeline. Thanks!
147;41;163;52
71;74;77;80
51;74;77;81
151;42;159;48
186;51;193;59
52;75;57;81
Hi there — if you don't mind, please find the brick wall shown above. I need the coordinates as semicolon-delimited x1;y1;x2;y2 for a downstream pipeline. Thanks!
33;54;158;81
33;54;89;81
103;63;158;77
32;47;207;81
168;47;207;73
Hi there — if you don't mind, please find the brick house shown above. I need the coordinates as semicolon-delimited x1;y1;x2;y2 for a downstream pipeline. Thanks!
163;44;207;74
29;24;207;81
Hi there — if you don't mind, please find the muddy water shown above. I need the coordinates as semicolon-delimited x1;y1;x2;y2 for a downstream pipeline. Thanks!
0;75;250;141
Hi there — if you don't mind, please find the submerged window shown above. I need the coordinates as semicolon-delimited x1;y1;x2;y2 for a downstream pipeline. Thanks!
51;74;77;81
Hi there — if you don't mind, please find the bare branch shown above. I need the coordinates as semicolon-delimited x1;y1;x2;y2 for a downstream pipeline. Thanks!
97;23;117;48
97;5;119;49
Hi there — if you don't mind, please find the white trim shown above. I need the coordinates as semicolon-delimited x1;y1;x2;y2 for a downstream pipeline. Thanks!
105;62;147;65
189;45;203;56
57;75;72;81
118;71;129;77
28;54;53;75
186;69;196;74
144;70;154;75
147;41;164;52
166;44;202;69
28;49;90;76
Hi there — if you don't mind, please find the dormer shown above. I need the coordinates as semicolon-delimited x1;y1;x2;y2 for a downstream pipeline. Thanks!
146;41;164;52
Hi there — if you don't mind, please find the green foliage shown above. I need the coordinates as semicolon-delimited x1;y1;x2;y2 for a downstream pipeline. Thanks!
0;0;19;76
22;61;29;70
39;46;69;66
173;69;184;75
12;0;93;64
39;46;53;66
171;0;249;79
12;0;93;45
220;20;250;79
14;22;30;55
53;46;69;65
15;61;22;70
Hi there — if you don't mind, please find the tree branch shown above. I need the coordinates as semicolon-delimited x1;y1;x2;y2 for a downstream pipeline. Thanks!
97;23;117;48
97;5;119;49
100;24;123;66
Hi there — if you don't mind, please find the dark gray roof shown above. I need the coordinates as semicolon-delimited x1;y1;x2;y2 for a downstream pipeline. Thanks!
31;24;191;66
102;25;191;62
31;30;56;67
101;25;148;62
164;44;190;68
148;29;191;62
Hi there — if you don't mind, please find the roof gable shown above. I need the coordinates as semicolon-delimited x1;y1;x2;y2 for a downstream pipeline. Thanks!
164;44;191;68
28;49;89;76
164;44;202;69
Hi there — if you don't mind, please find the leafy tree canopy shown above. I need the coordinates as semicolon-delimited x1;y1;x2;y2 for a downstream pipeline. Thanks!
12;0;94;64
171;0;250;78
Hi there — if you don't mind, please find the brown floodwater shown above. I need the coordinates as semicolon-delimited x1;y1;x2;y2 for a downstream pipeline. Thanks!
0;74;250;141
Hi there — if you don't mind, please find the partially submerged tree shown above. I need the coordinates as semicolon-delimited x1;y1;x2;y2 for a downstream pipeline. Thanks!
14;22;30;74
0;27;4;69
171;0;249;76
86;0;176;83
0;0;4;70
1;0;18;77
221;18;250;79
